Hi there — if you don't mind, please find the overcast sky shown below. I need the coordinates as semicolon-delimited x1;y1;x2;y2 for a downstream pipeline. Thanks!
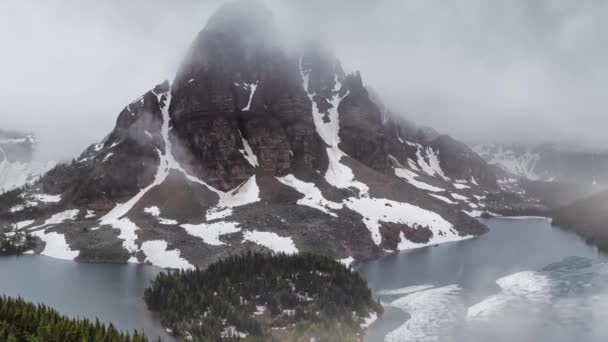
1;0;608;161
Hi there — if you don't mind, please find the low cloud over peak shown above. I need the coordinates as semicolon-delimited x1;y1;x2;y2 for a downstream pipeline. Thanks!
1;0;607;160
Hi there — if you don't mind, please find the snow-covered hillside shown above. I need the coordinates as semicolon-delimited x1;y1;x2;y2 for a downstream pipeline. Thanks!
473;144;541;180
0;131;55;194
0;160;55;194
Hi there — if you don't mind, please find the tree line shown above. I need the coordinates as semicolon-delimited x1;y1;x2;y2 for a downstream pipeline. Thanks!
0;296;151;342
0;232;35;256
144;252;383;341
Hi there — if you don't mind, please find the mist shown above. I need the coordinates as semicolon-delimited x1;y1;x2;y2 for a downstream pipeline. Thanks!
2;0;608;161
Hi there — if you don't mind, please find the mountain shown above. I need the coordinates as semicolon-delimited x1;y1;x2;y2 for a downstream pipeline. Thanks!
474;142;608;186
0;1;525;268
0;130;54;194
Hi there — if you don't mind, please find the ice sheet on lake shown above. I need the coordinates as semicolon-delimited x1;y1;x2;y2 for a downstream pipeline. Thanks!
385;284;464;342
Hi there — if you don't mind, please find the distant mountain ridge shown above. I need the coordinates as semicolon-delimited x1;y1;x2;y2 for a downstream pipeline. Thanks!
474;142;608;187
0;129;34;163
0;0;531;268
0;130;54;194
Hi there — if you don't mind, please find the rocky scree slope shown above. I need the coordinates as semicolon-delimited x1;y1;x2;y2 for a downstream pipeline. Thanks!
0;1;511;268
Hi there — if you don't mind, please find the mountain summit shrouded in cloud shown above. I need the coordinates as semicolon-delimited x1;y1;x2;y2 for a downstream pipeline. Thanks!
1;0;538;269
2;0;608;160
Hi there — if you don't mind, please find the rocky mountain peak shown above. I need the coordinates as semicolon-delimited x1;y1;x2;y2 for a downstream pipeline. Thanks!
175;0;279;87
0;2;521;270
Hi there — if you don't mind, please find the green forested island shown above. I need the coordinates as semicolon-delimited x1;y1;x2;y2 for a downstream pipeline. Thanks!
144;252;383;341
0;296;148;342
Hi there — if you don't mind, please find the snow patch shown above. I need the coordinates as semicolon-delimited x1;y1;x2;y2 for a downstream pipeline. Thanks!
339;256;354;267
429;194;457;204
243;230;298;254
181;221;241;246
140;240;194;270
397;230;473;250
324;147;369;194
407;159;421;171
238;131;259;167
32;231;79;261
32;193;62;203
361;312;377;328
102;152;114;162
276;175;342;216
144;206;178;225
110;218;140;254
462;210;484;218
451;193;469;201
206;208;233;221
453;183;470;190
300;60;345;147
300;58;370;195
217;176;260;208
200;176;261;222
28;209;79;230
13;220;34;229
412;143;448;180
345;197;458;246
394;168;444;192
241;81;259;111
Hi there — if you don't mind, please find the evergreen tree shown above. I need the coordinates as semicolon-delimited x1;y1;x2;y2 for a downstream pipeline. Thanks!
0;296;147;342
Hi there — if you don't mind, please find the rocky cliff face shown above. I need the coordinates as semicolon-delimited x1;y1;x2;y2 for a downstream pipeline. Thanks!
0;1;518;269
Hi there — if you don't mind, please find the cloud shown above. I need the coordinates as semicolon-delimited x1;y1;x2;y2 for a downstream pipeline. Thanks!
1;0;608;161
0;0;223;160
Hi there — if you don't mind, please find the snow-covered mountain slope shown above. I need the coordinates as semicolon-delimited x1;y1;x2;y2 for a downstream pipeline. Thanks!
0;160;55;194
474;143;608;187
0;131;55;194
0;1;529;269
473;143;541;180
